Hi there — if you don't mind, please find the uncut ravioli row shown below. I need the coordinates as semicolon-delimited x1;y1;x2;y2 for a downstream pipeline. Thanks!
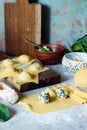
0;54;49;84
19;84;87;114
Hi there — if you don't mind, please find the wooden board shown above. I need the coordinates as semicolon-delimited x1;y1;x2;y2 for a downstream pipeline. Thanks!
4;0;41;57
7;69;61;92
0;51;61;92
0;51;9;60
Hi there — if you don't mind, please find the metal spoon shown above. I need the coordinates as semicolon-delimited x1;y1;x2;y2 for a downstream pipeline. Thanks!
24;38;40;48
24;38;51;52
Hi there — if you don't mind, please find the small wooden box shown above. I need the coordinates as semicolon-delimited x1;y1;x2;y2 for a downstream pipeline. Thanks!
7;69;61;92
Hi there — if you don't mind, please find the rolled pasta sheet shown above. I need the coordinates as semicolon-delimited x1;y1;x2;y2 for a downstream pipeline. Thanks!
69;92;87;104
73;87;87;99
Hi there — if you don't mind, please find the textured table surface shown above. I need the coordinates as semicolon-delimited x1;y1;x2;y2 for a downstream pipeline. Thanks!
0;64;87;130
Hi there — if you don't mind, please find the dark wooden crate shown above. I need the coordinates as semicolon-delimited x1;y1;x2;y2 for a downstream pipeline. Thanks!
7;69;61;92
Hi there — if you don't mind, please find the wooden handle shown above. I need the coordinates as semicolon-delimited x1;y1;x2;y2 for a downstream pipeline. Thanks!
16;0;29;4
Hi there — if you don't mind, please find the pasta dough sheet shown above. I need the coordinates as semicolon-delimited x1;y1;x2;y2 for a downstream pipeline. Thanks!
74;67;87;87
0;67;20;78
19;94;79;114
12;72;39;84
23;64;49;74
19;85;86;114
12;54;36;64
0;59;19;67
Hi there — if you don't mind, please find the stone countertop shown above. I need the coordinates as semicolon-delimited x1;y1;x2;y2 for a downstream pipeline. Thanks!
0;64;87;130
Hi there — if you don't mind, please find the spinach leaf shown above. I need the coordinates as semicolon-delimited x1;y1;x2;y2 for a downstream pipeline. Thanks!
0;103;10;122
38;46;51;52
71;34;87;52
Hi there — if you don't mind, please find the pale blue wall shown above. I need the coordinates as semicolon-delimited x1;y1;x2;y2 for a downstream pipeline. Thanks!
0;0;87;51
38;0;87;46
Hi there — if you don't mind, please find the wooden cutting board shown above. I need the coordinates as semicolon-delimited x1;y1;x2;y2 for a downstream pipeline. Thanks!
4;0;41;57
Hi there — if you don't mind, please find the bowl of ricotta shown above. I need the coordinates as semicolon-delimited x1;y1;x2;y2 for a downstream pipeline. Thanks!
62;52;87;71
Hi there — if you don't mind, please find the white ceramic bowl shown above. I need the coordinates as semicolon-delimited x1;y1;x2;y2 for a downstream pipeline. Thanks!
62;52;87;71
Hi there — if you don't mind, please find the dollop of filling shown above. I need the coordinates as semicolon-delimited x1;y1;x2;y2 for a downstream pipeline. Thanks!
2;59;13;66
38;91;51;103
56;87;68;98
29;62;43;71
18;54;30;62
18;71;32;81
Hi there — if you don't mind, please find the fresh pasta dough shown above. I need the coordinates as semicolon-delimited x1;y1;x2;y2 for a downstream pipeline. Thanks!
2;59;13;66
0;58;18;67
24;62;49;73
28;62;43;71
74;67;87;87
13;54;35;64
4;65;14;72
0;66;20;78
12;71;39;84
17;54;30;62
19;84;87;114
18;71;32;81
